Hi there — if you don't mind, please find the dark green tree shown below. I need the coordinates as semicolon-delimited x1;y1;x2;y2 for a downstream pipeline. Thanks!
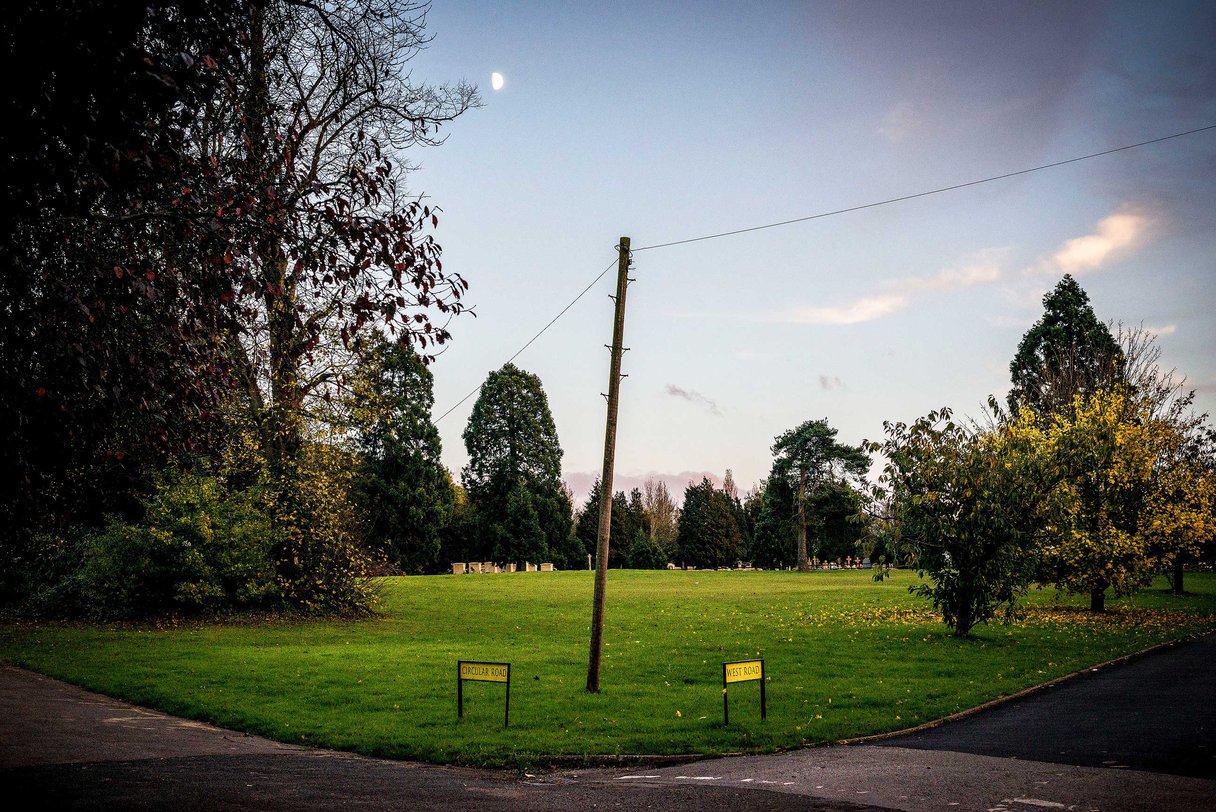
627;530;669;569
493;482;547;566
748;479;797;569
625;488;649;548
676;478;743;568
1008;274;1122;416
807;481;869;563
770;419;869;570
350;334;452;574
461;364;571;565
574;479;627;567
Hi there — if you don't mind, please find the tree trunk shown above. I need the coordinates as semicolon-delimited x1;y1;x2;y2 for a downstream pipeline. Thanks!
1173;558;1185;595
1089;587;1106;613
796;468;809;571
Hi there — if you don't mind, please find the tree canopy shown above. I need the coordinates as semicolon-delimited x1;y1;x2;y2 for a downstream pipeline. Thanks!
0;0;478;615
350;333;452;574
872;406;1052;636
1008;275;1122;416
676;478;743;569
462;364;572;565
1042;388;1216;611
769;419;869;570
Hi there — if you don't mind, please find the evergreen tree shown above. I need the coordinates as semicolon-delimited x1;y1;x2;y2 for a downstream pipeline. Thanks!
1008;275;1122;415
351;334;452;573
676;478;743;568
748;479;797;569
628;530;669;569
461;364;571;564
575;479;628;567
494;482;547;566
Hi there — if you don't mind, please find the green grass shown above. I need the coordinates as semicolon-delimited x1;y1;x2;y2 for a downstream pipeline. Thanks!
2;570;1215;768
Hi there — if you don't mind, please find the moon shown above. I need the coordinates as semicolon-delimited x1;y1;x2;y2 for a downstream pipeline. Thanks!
491;71;505;91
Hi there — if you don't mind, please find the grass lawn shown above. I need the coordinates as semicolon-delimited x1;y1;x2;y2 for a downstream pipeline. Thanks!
2;569;1214;768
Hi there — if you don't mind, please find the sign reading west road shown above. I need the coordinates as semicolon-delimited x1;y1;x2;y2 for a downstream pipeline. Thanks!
457;660;511;726
724;660;764;683
722;659;766;725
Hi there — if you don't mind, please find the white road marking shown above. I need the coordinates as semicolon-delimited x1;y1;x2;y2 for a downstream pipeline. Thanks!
1010;799;1067;809
613;775;660;780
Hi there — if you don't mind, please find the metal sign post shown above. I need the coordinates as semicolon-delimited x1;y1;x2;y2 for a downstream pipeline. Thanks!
722;659;766;726
457;660;511;727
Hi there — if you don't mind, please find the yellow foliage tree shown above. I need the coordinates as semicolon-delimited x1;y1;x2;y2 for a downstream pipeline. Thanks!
1044;389;1216;611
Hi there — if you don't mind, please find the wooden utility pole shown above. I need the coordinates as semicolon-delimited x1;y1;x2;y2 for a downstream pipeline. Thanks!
586;237;631;693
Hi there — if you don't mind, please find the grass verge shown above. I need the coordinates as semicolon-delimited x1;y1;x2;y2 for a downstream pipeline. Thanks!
2;569;1213;768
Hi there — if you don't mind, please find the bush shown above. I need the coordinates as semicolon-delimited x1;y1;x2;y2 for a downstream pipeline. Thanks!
77;468;277;618
267;442;375;614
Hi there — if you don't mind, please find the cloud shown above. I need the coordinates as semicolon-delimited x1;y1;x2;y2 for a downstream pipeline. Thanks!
1047;209;1153;275
818;374;844;390
1144;323;1177;336
782;294;907;325
774;255;1003;326
905;262;1002;292
665;384;721;415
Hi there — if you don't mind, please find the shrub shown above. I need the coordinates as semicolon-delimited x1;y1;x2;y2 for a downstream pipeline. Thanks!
79;468;277;618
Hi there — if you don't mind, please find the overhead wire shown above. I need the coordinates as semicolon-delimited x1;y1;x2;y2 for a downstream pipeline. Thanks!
434;123;1215;421
633;124;1216;252
434;257;619;422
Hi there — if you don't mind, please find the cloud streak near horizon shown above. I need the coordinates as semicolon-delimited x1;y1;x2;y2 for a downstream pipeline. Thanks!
665;383;722;415
776;259;1002;325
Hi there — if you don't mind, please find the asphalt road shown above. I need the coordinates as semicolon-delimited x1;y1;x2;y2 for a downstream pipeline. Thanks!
883;634;1216;778
3;637;1215;811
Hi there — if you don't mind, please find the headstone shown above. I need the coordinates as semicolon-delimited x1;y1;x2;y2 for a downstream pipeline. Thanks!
539;562;554;572
452;562;466;575
505;563;517;573
468;562;482;574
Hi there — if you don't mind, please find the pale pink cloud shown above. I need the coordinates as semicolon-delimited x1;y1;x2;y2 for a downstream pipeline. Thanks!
563;470;724;508
1049;209;1153;275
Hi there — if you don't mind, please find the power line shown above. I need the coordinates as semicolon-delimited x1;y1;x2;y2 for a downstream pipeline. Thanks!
633;124;1216;253
434;257;619;422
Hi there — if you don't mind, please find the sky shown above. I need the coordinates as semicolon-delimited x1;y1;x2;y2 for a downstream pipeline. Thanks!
403;0;1216;505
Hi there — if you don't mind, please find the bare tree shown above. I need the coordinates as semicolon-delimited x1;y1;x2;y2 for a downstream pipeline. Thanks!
641;479;678;555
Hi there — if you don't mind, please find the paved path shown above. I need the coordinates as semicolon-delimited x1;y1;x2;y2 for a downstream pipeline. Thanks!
3;637;1215;810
